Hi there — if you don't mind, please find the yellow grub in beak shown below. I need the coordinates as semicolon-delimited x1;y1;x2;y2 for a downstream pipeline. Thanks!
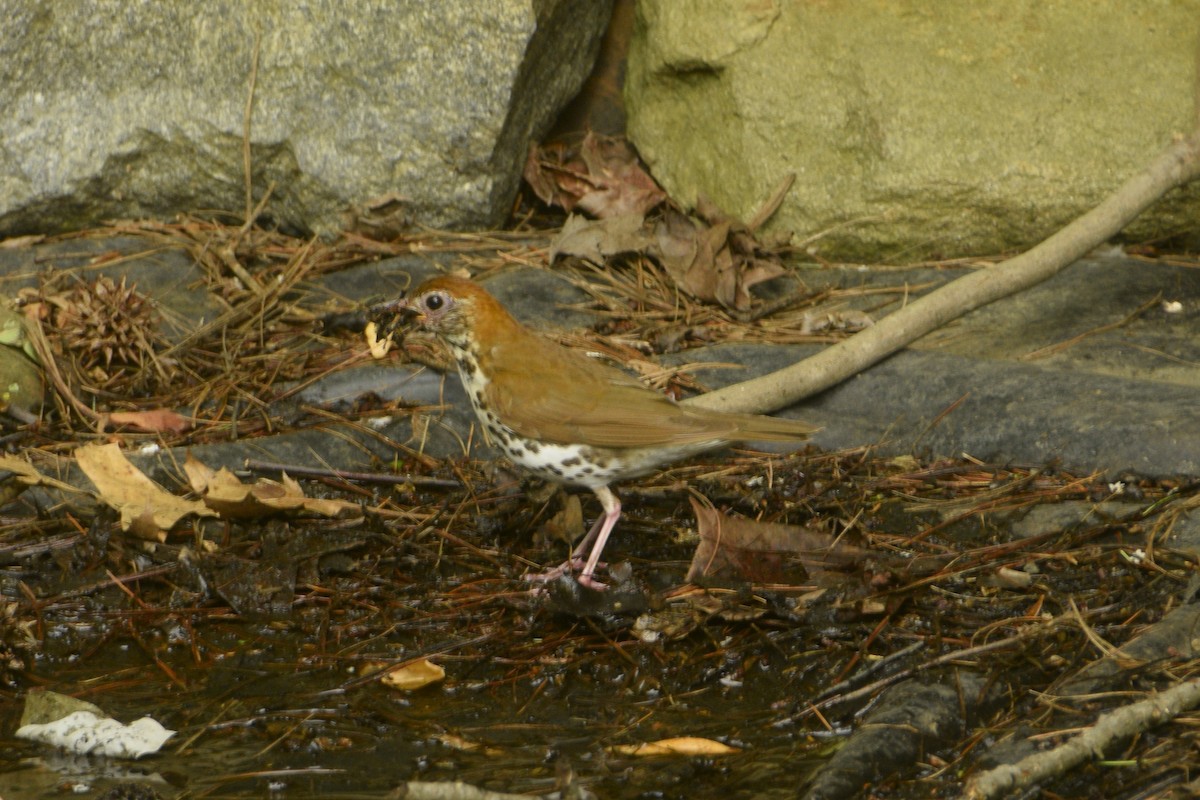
365;321;393;359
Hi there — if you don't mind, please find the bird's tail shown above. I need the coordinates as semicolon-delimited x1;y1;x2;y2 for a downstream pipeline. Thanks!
729;412;818;442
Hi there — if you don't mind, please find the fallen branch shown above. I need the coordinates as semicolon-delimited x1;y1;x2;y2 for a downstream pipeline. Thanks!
964;678;1200;799
686;128;1200;416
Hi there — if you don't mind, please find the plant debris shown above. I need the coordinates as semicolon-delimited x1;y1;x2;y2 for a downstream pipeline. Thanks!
76;442;214;540
524;132;666;219
0;222;1197;798
21;272;173;396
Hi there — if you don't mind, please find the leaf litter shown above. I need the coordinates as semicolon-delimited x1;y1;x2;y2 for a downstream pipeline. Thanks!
0;200;1194;797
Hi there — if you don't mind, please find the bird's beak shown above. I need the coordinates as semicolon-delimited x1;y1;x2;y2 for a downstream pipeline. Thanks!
364;298;422;359
368;298;422;335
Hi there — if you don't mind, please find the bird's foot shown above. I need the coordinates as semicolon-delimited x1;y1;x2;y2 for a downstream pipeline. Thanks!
574;573;609;592
523;563;569;583
523;559;609;591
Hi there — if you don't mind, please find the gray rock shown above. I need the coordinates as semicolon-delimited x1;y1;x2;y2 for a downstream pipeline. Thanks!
0;1;612;237
663;254;1200;479
625;0;1200;261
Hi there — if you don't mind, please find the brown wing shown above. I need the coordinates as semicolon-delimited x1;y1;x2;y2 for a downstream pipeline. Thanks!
483;332;743;448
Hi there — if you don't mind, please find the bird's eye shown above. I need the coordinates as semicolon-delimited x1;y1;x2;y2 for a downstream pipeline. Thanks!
425;293;445;311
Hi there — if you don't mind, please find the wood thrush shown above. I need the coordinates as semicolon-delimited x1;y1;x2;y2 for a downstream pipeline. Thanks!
369;275;814;589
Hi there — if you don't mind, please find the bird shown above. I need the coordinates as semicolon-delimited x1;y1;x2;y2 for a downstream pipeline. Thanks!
368;275;815;590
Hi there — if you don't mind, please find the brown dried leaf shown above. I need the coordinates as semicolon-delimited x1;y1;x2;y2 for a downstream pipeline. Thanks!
653;210;711;300
574;133;666;218
184;454;362;520
550;213;653;263
182;454;217;495
731;258;786;310
106;409;192;434
538;492;584;549
523;141;601;213
380;658;445;691
653;197;790;310
687;495;865;583
0;454;83;497
522;144;562;208
611;737;740;757
76;443;214;540
525;133;665;218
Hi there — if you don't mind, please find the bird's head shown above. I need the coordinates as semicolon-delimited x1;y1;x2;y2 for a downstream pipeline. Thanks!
367;276;506;356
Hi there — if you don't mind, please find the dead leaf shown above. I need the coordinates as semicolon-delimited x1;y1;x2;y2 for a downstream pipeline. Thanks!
524;133;665;219
538;492;583;549
651;196;790;311
181;455;216;494
523;144;563;208
574;133;667;218
430;733;503;756
687;495;866;583
728;258;785;311
550;213;653;263
633;586;767;642
381;658;445;691
653;210;768;310
611;736;740;757
0;454;86;497
75;443;214;541
0;234;45;249
184;454;362;520
106;409;192;434
653;210;710;298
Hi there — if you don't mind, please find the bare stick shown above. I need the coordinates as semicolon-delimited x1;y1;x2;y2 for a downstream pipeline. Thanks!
965;678;1200;799
243;31;261;222
686;131;1200;416
244;459;460;488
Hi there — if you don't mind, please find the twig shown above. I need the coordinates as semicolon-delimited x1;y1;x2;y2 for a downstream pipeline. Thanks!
747;172;796;233
42;564;178;602
687;129;1200;416
22;315;106;430
243;30;261;223
964;678;1200;799
1019;293;1162;360
215;31;269;296
809;640;925;704
773;610;1087;727
244;458;460;488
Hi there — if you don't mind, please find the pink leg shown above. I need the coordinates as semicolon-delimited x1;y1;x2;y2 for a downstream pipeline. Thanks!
576;486;620;590
569;509;607;563
524;486;621;590
523;516;603;583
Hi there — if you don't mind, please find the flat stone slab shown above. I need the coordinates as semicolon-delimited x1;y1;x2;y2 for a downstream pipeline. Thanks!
809;251;1200;476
